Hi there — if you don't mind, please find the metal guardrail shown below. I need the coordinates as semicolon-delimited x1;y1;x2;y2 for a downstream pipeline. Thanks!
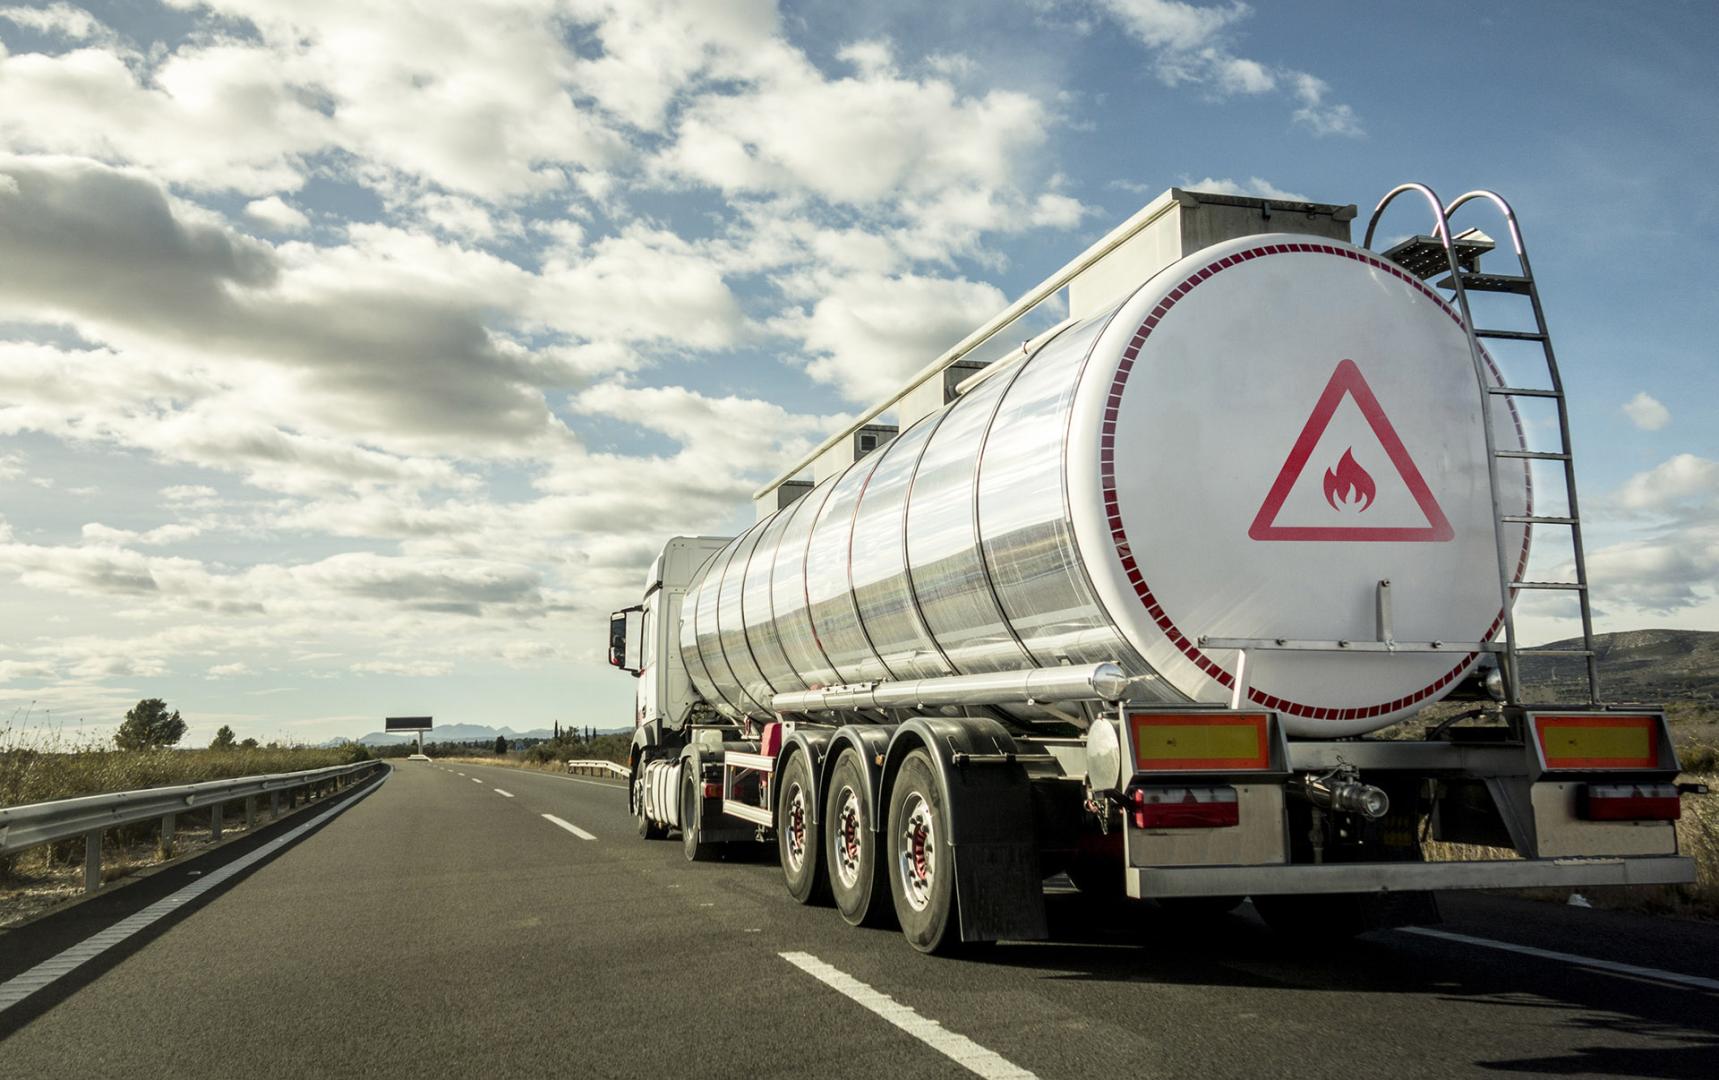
565;759;630;780
0;760;385;893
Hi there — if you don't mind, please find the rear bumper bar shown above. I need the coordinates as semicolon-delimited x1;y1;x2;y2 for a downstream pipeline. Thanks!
1129;855;1696;898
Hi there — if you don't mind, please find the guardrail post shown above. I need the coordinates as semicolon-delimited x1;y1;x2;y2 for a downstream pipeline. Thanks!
160;813;176;859
245;796;256;831
270;791;280;819
84;829;102;893
211;803;224;842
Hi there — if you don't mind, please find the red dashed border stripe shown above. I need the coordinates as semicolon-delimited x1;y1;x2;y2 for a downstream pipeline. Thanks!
1099;242;1533;721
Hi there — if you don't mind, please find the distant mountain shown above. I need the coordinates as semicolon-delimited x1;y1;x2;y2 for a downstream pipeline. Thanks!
1526;629;1719;712
343;723;559;746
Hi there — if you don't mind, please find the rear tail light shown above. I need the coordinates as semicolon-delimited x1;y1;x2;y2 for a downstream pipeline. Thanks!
1581;783;1681;821
702;781;722;799
1130;786;1238;829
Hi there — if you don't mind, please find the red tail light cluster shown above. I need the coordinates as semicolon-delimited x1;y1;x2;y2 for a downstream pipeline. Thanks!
1129;786;1239;829
1581;783;1681;822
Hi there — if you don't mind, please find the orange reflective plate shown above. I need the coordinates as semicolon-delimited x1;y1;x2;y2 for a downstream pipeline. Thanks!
1535;714;1659;770
1131;713;1270;771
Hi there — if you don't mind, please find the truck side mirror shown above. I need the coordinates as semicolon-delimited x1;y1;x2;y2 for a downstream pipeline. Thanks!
608;607;643;676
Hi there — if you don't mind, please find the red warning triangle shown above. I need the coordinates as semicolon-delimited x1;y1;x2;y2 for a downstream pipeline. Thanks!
1249;359;1454;542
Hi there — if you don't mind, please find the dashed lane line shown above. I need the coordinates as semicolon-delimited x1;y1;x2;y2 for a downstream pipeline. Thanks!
471;778;483;784
780;951;1036;1079
541;814;596;840
494;789;515;798
1397;927;1719;992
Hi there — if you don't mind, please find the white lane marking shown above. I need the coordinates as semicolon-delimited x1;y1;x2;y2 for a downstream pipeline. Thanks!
0;772;383;1013
494;789;515;798
780;952;1037;1079
472;778;483;784
555;774;627;790
456;772;466;777
541;814;596;840
1399;927;1719;992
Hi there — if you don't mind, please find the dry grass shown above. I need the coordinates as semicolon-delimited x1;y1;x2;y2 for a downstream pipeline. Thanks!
0;728;374;927
1;735;370;810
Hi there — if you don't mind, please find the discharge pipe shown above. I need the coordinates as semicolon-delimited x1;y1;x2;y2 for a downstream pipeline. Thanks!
1288;765;1390;819
771;662;1128;714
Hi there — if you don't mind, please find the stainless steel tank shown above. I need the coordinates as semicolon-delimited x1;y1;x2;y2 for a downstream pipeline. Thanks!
682;234;1529;736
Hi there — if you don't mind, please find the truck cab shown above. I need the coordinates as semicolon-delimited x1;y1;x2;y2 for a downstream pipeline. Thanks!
609;536;730;729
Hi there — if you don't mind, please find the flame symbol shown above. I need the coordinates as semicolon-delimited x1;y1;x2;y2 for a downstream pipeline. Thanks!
1323;448;1376;512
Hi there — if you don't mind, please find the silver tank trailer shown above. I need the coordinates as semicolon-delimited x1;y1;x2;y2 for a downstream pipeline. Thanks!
681;233;1530;737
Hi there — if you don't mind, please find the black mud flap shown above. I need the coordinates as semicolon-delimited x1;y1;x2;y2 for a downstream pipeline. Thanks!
952;841;1048;943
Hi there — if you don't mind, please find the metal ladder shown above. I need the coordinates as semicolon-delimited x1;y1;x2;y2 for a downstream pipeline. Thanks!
1363;183;1600;706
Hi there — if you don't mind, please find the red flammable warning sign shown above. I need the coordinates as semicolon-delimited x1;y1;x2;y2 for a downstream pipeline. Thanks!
1248;359;1454;543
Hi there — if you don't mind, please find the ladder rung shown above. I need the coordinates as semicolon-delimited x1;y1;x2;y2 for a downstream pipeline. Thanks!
1503;515;1576;524
1513;581;1587;591
1438;272;1533;294
1487;386;1560;398
1475;329;1548;341
1526;649;1595;657
1496;450;1570;460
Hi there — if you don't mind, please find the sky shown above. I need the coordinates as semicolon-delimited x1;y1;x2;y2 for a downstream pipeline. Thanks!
0;0;1715;747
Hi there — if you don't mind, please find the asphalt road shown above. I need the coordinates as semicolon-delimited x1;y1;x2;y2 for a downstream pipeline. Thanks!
3;760;1717;1079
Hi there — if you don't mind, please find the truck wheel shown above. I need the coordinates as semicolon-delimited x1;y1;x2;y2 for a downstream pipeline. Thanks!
886;749;959;954
680;766;716;862
824;749;893;928
634;775;665;840
777;752;829;904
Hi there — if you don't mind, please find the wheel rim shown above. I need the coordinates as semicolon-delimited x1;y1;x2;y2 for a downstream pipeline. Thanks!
832;787;863;890
783;782;808;873
897;792;936;913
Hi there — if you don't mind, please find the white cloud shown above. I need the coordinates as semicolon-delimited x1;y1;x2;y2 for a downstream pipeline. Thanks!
1618;454;1718;512
1092;1;1363;137
350;659;455;677
779;271;1008;401
81;522;203;547
244;196;309;233
1288;72;1364;138
207;662;251;678
0;4;110;43
1183;176;1310;201
1622;390;1671;431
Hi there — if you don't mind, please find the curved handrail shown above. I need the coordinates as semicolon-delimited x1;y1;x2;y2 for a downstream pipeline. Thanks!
1362;181;1450;250
1443;189;1526;257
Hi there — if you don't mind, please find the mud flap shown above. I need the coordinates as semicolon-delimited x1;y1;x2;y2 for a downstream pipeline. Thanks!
892;718;1047;943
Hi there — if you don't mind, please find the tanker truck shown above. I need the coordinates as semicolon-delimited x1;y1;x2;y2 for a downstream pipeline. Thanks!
605;184;1701;953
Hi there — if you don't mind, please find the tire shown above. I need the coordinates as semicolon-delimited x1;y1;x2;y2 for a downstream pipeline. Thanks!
886;749;959;954
824;749;893;928
777;752;829;904
681;765;716;862
634;772;666;840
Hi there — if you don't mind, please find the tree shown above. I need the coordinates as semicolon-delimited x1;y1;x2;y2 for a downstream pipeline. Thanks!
115;699;187;750
239;737;259;749
210;725;237;750
553;720;560;740
494;735;509;754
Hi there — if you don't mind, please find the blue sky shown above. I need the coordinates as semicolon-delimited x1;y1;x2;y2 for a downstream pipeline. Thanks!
1;0;1714;746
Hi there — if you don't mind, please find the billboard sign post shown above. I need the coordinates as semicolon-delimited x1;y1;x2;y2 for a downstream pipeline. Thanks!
385;716;433;758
